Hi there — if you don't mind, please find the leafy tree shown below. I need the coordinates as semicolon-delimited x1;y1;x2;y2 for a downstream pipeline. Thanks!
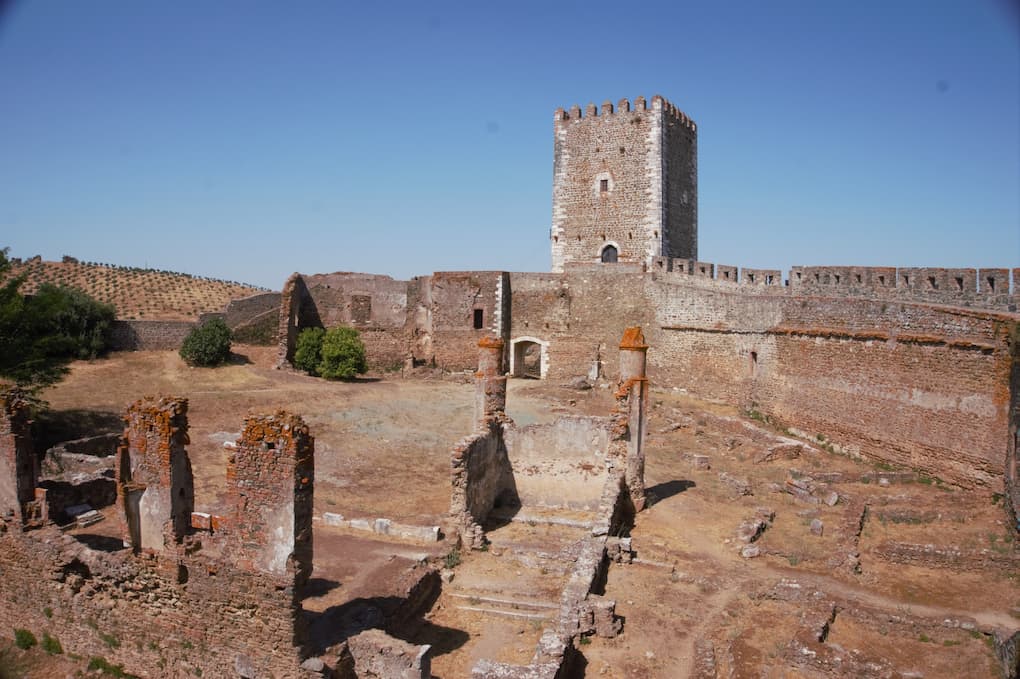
317;326;366;380
0;248;115;390
179;317;232;367
293;327;325;375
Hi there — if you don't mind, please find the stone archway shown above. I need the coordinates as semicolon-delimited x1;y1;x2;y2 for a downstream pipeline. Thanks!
510;337;549;379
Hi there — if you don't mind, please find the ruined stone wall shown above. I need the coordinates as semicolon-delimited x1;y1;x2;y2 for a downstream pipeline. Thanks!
646;277;1015;490
0;528;306;678
509;271;655;381
551;95;697;272
0;396;316;677
277;273;305;366
0;388;36;523
108;320;196;351
425;271;507;371
117;397;194;553
226;412;314;587
449;422;516;549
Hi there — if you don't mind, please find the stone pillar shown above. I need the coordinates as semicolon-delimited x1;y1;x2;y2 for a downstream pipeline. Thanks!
118;397;194;552
229;411;314;587
474;337;507;429
619;327;648;511
0;387;37;526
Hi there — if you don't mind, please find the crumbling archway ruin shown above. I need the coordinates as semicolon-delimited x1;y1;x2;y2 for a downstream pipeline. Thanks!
510;336;548;379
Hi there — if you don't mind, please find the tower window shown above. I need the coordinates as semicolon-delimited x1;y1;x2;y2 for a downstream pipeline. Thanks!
599;179;609;193
601;245;618;263
473;309;484;329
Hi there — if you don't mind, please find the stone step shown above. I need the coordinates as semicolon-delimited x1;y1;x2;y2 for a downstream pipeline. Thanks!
447;592;558;611
456;605;553;621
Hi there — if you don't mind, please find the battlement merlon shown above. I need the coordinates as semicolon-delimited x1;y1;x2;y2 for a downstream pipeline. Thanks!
554;94;697;133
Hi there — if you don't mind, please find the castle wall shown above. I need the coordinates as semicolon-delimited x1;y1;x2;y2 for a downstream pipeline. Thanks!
109;319;196;351
646;278;1015;490
425;271;507;371
509;271;655;382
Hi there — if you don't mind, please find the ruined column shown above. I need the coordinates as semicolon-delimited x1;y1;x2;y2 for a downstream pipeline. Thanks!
0;387;37;526
117;397;194;552
228;411;314;587
619;327;648;511
474;336;507;429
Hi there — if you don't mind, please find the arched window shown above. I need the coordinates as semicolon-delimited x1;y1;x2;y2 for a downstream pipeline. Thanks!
601;245;618;263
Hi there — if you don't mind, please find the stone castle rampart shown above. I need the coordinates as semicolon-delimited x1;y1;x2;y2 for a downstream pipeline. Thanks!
652;257;1019;311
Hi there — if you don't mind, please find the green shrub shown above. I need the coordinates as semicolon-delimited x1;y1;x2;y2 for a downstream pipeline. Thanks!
13;628;37;650
41;632;63;655
87;656;137;677
317;326;366;380
293;327;325;375
179;318;231;367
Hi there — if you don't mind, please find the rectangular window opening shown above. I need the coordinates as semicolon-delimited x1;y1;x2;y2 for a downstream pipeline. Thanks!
987;276;996;293
599;179;609;193
473;308;484;329
955;277;964;291
750;351;758;377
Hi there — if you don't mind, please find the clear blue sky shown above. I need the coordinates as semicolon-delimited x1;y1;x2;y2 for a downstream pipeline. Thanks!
1;1;1017;289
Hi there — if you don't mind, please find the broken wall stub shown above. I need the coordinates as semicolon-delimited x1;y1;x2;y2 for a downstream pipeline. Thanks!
451;338;517;549
228;411;315;586
0;387;39;527
475;336;507;428
342;628;432;679
614;326;648;510
117;396;193;552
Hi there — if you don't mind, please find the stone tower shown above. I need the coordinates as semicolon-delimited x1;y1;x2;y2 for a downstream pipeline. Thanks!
550;95;697;272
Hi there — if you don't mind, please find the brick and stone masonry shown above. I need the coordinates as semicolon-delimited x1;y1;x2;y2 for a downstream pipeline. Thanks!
0;389;319;676
0;387;37;525
551;95;697;272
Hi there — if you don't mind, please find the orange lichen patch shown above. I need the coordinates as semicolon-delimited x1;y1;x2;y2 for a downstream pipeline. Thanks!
477;336;505;349
614;376;647;398
619;326;648;350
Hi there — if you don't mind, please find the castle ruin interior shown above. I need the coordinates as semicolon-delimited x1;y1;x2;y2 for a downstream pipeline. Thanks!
2;94;1019;678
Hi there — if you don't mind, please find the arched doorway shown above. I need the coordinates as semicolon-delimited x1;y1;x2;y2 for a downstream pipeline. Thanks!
510;337;549;379
601;244;618;263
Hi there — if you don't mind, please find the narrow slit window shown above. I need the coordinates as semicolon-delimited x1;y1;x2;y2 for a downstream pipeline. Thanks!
473;309;484;329
750;351;758;377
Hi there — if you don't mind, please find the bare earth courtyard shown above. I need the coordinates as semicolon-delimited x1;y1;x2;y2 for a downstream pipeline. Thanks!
5;345;1016;678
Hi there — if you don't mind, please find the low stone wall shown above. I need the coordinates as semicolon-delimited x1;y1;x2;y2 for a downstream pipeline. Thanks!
450;421;516;549
109;319;196;351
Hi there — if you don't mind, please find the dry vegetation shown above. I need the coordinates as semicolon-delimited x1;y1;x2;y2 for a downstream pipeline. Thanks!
14;348;1019;677
4;257;268;320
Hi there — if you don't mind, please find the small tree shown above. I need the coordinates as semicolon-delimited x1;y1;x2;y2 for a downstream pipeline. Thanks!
317;326;366;380
293;327;325;375
179;318;231;367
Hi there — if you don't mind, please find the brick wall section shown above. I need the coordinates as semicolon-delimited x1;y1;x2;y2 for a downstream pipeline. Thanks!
509;271;657;382
0;396;315;676
227;411;314;587
426;271;506;371
646;277;1016;490
109;319;196;351
117;397;194;553
551;95;697;272
0;388;36;524
0;528;309;677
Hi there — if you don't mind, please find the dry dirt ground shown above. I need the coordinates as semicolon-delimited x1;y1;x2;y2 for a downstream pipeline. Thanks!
6;346;1019;678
